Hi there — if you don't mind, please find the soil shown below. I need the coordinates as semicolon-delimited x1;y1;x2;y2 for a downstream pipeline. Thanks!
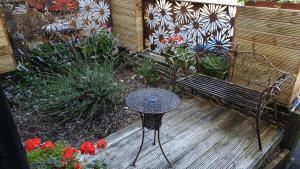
259;145;284;169
5;68;156;147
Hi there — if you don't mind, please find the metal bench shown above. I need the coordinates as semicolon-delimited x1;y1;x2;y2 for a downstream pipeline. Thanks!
167;46;295;151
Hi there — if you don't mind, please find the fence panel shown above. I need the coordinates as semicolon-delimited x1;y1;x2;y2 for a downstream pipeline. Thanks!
142;0;237;53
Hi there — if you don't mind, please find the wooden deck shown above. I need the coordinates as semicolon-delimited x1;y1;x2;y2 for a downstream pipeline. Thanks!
87;96;284;169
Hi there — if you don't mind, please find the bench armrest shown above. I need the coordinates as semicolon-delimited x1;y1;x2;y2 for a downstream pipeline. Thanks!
258;73;296;114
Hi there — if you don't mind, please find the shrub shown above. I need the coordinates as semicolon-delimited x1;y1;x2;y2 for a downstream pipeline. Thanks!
137;59;159;86
25;138;108;169
28;63;121;123
78;29;116;61
201;54;230;79
161;35;195;71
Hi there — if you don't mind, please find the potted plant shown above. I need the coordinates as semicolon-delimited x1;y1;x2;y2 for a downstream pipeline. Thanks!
201;54;230;80
161;35;196;72
242;0;300;10
24;137;108;169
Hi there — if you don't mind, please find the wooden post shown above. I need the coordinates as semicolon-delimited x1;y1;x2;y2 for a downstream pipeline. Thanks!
0;13;16;74
111;0;144;52
284;110;300;149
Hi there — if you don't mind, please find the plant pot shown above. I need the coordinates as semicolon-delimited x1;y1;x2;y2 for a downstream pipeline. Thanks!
245;1;278;8
281;3;300;10
245;1;300;10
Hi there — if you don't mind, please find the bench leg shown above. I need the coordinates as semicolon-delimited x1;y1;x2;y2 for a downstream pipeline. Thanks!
256;113;263;151
273;101;280;128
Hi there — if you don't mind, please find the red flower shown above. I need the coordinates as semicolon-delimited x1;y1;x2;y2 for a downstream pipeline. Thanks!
49;0;79;11
24;138;41;152
160;39;168;44
175;35;183;42
74;162;82;169
80;141;95;155
168;37;176;43
62;146;77;161
96;139;107;149
41;140;55;150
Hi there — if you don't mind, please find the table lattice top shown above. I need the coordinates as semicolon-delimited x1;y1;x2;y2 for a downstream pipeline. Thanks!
126;88;180;114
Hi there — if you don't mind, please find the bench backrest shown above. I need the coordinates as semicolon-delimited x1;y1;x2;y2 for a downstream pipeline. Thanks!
229;50;285;92
231;6;300;105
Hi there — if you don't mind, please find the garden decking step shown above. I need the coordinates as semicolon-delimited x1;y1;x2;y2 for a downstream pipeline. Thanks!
86;96;284;169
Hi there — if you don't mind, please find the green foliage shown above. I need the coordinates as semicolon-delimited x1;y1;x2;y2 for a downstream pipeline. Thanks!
201;55;230;79
28;63;121;123
137;59;159;86
28;141;68;169
78;30;116;60
163;40;195;71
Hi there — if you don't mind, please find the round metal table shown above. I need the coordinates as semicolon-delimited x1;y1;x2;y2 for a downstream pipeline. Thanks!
126;88;180;167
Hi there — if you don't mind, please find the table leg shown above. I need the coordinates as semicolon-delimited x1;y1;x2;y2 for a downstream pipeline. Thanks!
132;113;145;167
158;128;172;168
153;130;156;146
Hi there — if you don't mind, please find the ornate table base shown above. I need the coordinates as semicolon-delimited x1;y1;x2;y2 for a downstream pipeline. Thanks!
132;113;172;168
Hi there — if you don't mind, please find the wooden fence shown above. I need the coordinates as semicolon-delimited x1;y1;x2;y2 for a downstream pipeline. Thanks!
233;6;300;105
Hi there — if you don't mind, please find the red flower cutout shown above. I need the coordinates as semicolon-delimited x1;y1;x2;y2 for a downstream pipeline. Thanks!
160;39;168;44
24;138;41;152
175;35;183;42
49;0;79;11
41;140;55;150
96;139;107;149
168;37;176;43
80;141;95;155
62;146;77;161
74;162;82;169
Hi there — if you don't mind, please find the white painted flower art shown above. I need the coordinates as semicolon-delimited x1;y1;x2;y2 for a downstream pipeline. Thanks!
92;0;111;24
174;1;194;25
144;4;159;29
156;0;173;27
200;4;227;33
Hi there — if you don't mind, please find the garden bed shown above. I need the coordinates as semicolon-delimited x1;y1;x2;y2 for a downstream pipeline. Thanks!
5;68;145;146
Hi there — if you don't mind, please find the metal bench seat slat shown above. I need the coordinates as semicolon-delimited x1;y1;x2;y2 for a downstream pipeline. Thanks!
177;75;262;110
184;74;262;97
179;80;259;110
182;76;261;102
181;77;261;101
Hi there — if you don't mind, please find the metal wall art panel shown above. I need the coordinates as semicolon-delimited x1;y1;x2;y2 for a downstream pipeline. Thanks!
142;0;236;53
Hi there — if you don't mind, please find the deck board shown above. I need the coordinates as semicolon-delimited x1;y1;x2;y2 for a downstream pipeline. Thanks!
87;96;284;169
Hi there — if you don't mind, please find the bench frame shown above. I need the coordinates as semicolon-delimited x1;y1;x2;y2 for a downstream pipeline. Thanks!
167;46;296;151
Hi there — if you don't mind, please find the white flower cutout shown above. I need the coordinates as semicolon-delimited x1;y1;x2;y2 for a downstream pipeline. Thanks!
145;4;159;29
156;0;173;27
200;4;227;33
174;1;194;25
186;10;206;38
92;0;111;24
83;20;101;36
168;21;187;37
207;31;231;50
79;0;96;22
145;35;155;50
224;6;236;37
152;26;170;51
